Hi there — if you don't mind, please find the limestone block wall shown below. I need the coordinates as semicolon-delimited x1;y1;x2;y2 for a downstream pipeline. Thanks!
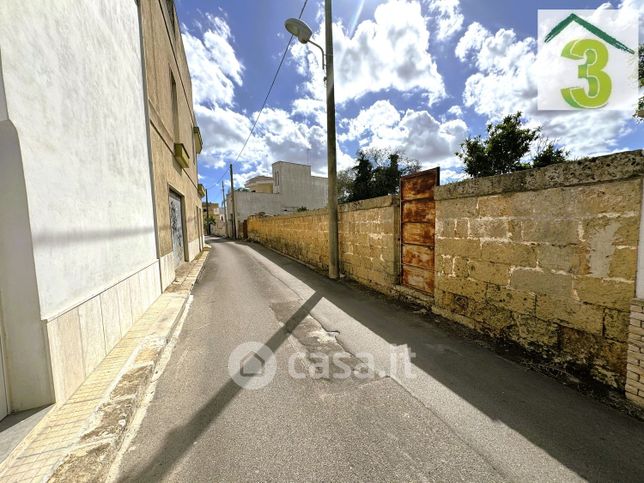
248;195;399;295
433;151;643;388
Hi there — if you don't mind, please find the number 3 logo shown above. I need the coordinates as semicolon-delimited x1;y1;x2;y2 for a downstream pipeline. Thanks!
560;39;612;109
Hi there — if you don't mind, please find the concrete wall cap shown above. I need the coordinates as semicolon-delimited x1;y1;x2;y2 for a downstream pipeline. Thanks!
435;149;644;201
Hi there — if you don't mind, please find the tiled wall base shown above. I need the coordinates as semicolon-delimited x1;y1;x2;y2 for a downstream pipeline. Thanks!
626;298;644;407
45;261;161;403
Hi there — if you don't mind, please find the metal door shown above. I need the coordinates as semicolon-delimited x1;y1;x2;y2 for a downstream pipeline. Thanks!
400;167;439;294
169;191;185;267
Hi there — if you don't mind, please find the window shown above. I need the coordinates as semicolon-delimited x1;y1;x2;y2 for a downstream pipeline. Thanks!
170;71;179;142
166;0;176;33
275;171;279;186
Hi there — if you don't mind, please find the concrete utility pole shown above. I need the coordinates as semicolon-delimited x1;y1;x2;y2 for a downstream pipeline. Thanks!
229;164;237;239
222;180;229;238
325;0;339;279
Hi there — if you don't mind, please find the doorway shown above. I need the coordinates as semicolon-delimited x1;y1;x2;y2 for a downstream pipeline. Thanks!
169;190;185;268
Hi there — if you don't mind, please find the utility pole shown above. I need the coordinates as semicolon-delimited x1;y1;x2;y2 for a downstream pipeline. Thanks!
204;187;210;236
229;164;237;239
221;180;229;238
325;0;339;279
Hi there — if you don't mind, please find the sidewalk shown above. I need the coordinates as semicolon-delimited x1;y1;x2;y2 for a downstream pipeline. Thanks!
0;248;209;482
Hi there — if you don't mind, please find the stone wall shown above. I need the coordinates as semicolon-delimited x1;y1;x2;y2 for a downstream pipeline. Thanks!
433;151;644;388
627;299;644;406
248;195;399;295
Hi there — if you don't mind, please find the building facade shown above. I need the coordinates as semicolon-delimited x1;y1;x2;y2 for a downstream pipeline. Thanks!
140;0;204;290
227;162;328;236
0;0;204;417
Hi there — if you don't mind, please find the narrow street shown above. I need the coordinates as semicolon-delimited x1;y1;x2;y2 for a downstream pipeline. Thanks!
114;238;644;482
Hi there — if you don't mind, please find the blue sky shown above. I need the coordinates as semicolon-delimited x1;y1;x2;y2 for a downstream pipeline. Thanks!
176;0;643;204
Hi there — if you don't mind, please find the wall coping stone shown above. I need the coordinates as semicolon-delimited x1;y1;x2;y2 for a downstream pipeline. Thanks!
248;195;398;221
435;149;643;201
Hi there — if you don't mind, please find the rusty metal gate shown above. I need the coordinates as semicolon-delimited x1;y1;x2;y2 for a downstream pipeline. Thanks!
400;167;439;294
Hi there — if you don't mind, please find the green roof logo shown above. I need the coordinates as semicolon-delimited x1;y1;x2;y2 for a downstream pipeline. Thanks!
544;13;635;54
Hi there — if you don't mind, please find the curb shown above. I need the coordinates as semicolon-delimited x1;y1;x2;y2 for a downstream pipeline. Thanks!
44;249;209;482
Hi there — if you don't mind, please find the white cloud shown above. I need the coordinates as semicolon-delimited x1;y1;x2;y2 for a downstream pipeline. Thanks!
425;0;464;41
447;105;463;118
184;14;356;184
292;0;446;106
340;100;468;169
455;12;639;157
455;22;489;61
182;15;243;107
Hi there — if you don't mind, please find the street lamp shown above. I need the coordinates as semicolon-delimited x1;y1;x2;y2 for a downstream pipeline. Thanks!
284;1;339;280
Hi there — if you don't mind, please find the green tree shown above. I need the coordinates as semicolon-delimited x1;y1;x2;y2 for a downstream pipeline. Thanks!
337;168;355;202
456;111;567;178
372;153;401;197
348;150;373;202
532;139;568;168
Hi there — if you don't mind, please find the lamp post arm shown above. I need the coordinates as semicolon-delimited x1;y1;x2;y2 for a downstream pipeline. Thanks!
307;39;326;71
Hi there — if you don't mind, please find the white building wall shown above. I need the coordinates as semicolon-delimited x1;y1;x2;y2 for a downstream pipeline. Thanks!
0;0;159;409
226;163;329;235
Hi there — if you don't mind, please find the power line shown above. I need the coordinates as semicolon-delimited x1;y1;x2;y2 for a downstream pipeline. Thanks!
206;0;309;199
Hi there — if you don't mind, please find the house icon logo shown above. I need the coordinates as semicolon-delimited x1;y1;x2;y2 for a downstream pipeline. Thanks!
537;9;638;111
228;341;276;390
240;351;266;377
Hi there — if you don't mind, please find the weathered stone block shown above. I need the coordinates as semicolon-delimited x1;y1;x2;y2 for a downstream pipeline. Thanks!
536;244;585;274
582;215;639;248
608;247;637;280
480;241;536;266
454;218;469;238
436;238;481;259
468;260;511;286
437;197;478;218
520;219;580;245
453;256;469;278
468;218;509;239
486;285;535;315
435;274;486;302
604;309;630;342
571;179;641;216
477;194;513;217
535;295;603;335
504;313;559;349
510;268;573;298
574;276;635;310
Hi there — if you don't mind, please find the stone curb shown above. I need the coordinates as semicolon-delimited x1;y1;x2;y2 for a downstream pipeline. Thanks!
46;248;209;482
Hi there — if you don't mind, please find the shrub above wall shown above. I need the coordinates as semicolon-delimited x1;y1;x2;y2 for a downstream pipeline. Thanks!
432;150;644;389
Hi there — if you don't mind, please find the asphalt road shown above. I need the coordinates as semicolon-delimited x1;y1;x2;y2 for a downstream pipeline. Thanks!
114;238;644;482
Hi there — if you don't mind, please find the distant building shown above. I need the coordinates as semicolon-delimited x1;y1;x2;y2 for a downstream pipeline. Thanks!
202;202;227;236
246;176;274;193
227;161;328;236
202;202;224;222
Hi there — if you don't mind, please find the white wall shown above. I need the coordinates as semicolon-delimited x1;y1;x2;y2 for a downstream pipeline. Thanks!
273;162;328;211
0;0;156;409
0;0;157;320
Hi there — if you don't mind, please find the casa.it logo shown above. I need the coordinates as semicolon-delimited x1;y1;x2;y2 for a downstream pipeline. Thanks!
537;9;638;110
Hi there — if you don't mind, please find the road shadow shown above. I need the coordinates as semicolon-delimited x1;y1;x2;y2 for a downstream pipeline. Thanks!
235;239;644;483
121;288;323;482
